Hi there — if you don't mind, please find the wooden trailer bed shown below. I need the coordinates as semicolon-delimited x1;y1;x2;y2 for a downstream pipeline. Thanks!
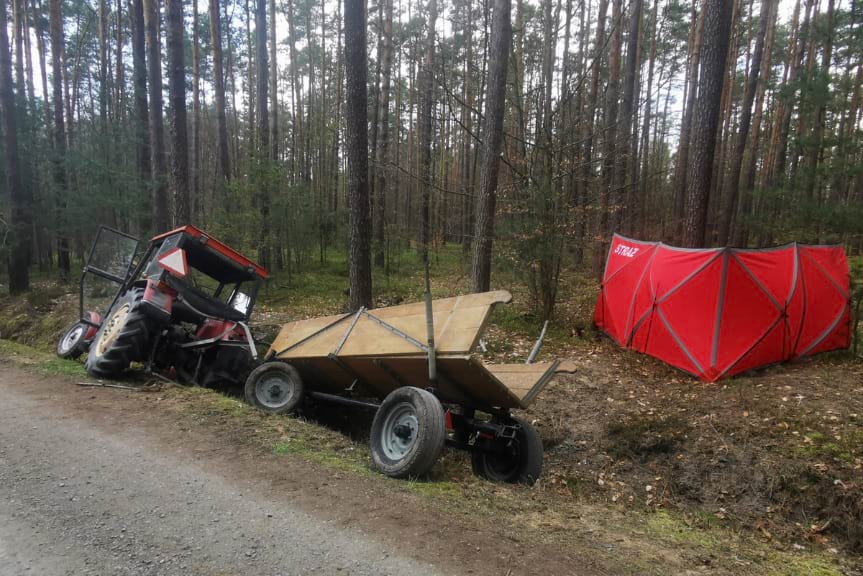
266;291;575;410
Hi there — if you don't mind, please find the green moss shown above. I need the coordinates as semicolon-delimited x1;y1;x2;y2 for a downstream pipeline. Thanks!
404;479;463;499
794;433;856;463
273;439;369;475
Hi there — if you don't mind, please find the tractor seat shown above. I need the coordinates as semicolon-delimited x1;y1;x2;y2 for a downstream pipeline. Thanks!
163;274;247;323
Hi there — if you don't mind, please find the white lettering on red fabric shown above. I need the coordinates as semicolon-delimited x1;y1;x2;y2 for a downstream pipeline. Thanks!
614;244;640;258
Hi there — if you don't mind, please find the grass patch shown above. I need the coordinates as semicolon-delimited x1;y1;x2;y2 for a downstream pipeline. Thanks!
640;510;843;576
0;338;87;378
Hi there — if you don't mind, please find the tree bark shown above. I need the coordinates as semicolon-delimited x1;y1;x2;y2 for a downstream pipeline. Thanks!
417;0;438;263
191;0;201;218
144;0;169;232
130;0;150;228
470;0;511;293
166;0;190;224
344;0;372;309
586;0;607;274
596;0;621;269
716;0;773;246
373;0;394;268
681;0;733;248
49;0;70;279
619;0;642;235
673;0;705;241
1;0;31;293
269;0;278;161
209;0;231;182
255;0;270;266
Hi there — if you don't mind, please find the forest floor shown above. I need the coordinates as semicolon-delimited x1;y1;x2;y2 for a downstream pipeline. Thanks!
1;243;862;575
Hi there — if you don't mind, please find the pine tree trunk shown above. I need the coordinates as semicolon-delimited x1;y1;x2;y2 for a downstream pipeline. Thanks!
130;0;150;233
344;0;372;309
673;0;705;241
49;0;70;279
1;0;31;294
166;0;190;225
373;0;393;268
191;0;201;219
144;0;169;232
596;0;621;269
269;0;278;161
637;0;658;239
619;0;642;235
114;0;123;118
255;0;270;267
586;0;607;274
681;0;733;248
470;0;511;293
417;0;437;263
209;0;231;182
717;0;772;246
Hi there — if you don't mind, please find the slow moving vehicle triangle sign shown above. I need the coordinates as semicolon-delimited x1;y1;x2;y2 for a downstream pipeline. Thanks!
158;247;188;277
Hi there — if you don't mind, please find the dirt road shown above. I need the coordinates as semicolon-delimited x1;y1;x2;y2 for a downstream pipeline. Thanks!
0;363;593;576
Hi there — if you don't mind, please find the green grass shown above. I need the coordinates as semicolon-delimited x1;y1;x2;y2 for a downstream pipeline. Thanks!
639;510;843;576
0;339;87;378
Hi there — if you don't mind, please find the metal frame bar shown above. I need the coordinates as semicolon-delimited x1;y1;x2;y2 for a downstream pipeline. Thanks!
333;308;364;355
361;311;429;351
273;312;354;356
520;359;561;407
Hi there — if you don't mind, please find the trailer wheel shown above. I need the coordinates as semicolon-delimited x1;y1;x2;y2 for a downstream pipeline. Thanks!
57;321;88;360
471;417;543;485
370;387;445;479
85;288;155;378
244;362;304;414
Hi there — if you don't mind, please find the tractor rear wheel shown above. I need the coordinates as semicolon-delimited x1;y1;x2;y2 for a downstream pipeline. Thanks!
57;321;88;360
85;288;155;378
471;417;543;485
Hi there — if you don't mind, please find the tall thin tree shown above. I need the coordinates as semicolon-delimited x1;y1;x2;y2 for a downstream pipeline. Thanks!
144;0;169;232
681;0;733;247
344;0;372;309
470;0;512;292
209;0;231;183
1;0;31;294
49;0;70;279
166;0;190;224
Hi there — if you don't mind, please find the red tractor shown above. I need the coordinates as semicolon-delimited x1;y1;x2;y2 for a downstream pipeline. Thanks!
57;225;267;387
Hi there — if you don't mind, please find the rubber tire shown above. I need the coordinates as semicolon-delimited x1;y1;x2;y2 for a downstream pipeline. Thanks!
370;387;446;479
57;321;88;360
244;362;304;414
471;417;543;485
85;288;155;378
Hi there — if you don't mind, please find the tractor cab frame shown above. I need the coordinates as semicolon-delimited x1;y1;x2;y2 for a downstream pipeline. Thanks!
58;225;267;388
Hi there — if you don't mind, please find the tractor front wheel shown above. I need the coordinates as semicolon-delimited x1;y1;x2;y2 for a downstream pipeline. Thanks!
57;321;89;360
85;288;155;378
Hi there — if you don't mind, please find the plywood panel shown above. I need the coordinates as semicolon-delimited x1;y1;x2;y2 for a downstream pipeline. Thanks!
268;291;513;359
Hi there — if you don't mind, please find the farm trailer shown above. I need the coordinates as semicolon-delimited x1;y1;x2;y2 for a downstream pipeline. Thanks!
245;290;575;485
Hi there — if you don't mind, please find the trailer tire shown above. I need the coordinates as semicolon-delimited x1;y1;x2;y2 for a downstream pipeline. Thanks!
85;288;155;378
57;321;88;360
471;417;543;485
244;362;304;414
370;387;445;479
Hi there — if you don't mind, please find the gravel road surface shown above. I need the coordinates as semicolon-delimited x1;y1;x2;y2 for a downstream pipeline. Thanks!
0;369;445;576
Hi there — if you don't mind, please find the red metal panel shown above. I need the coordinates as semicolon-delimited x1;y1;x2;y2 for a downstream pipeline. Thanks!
150;225;269;279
